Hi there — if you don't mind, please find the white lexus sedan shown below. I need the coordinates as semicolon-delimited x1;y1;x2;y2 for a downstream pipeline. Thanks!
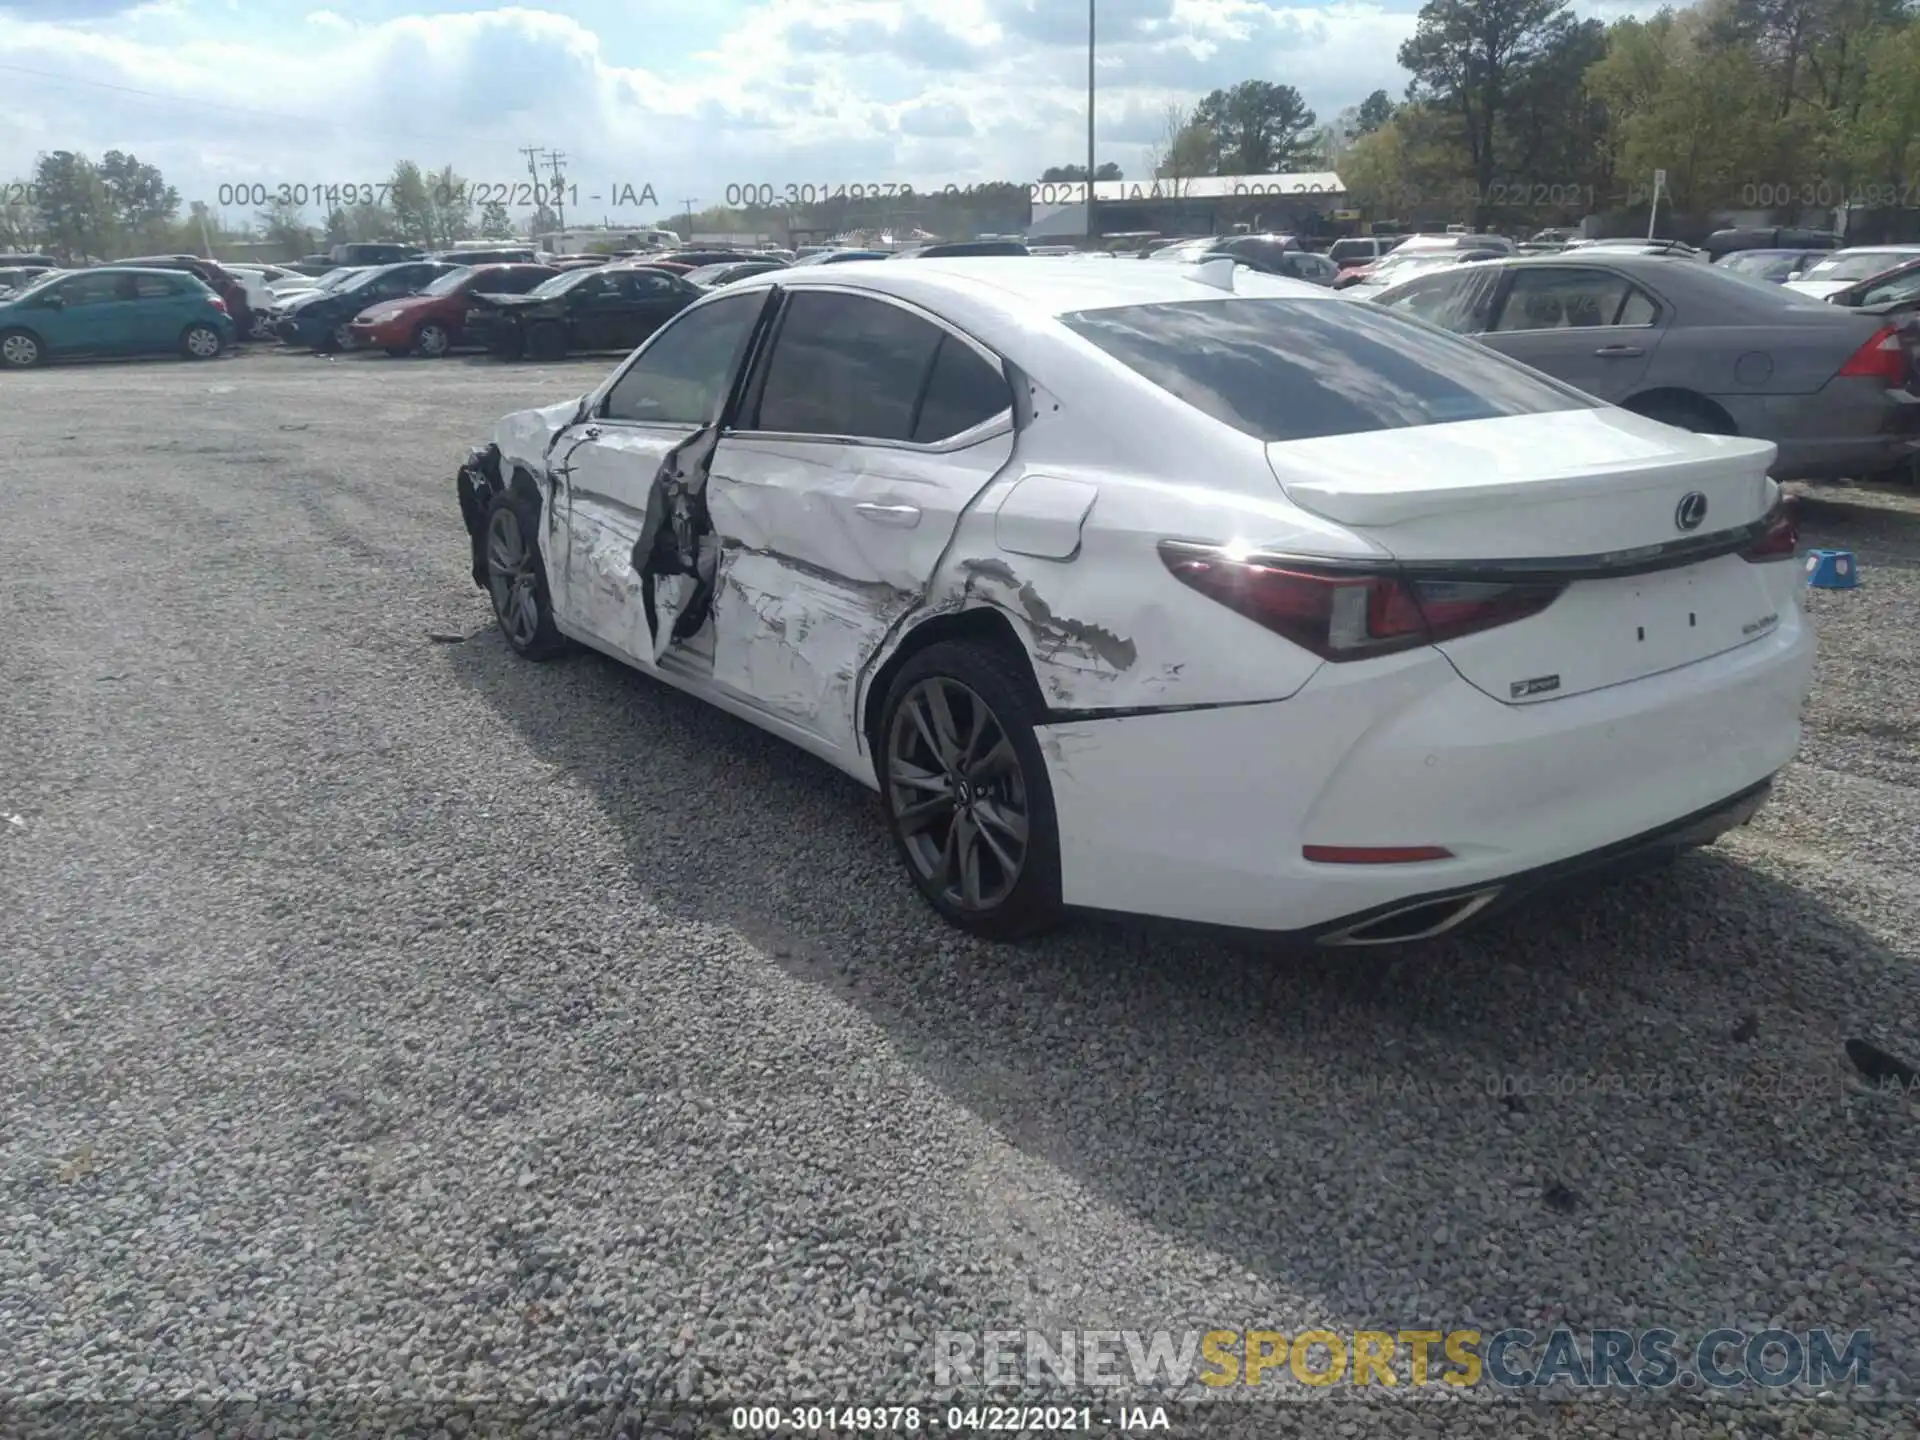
453;258;1814;944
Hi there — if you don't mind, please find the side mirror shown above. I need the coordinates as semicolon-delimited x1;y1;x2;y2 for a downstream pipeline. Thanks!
1787;270;1804;281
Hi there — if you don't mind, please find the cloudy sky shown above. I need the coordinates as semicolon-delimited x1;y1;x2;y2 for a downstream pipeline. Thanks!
0;0;1594;228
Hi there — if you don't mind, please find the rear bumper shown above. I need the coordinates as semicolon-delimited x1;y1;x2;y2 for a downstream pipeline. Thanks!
1720;382;1920;480
1039;612;1814;938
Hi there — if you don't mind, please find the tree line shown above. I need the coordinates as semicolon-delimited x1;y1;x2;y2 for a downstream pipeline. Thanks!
8;0;1918;261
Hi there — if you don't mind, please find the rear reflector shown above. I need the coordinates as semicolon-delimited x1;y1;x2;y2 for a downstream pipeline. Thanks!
1160;544;1565;661
1837;324;1907;383
1303;845;1455;864
1740;500;1799;562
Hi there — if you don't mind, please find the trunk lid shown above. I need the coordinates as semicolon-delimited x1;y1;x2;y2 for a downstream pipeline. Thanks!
1265;408;1790;703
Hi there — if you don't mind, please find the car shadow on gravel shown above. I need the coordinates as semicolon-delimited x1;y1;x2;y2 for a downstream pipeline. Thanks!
445;630;1918;1360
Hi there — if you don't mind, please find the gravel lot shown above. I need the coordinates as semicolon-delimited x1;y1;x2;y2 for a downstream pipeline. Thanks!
3;347;1918;1439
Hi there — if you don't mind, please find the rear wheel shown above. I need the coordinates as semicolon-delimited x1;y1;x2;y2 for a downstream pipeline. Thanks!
482;490;566;660
247;310;275;341
526;322;567;361
180;323;223;360
879;641;1063;940
0;329;43;368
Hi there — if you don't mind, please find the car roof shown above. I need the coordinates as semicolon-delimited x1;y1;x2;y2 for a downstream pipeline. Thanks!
724;255;1327;325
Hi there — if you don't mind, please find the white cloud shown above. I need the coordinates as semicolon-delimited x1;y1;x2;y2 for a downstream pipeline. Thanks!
0;0;1655;224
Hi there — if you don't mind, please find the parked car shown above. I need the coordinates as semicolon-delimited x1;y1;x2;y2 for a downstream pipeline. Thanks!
1564;238;1706;260
1327;235;1407;277
0;264;53;297
0;251;58;267
328;242;426;266
347;262;559;356
273;260;461;351
432;246;538;265
1783;246;1920;299
654;250;755;268
891;240;1031;258
452;258;1811;943
0;266;232;368
215;267;280;339
463;264;704;360
102;254;252;336
682;260;787;289
1713;248;1831;284
1702;227;1841;262
1368;250;1920;481
1338;248;1504;294
1825;255;1920;313
788;249;892;266
1333;233;1513;289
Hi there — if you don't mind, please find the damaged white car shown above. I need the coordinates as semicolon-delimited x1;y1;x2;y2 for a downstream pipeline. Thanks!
454;258;1814;944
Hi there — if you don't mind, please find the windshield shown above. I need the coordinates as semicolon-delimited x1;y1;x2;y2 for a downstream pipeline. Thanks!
421;266;474;297
1062;298;1591;443
529;269;594;297
10;269;67;297
1365;254;1459;282
1803;251;1918;281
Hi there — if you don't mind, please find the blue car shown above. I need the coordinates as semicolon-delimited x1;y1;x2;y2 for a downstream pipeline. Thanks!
0;266;234;368
272;260;459;352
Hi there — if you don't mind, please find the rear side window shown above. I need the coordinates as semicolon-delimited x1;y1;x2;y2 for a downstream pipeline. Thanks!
751;291;949;442
1060;298;1593;444
601;290;763;425
1374;270;1497;333
912;336;1011;443
1491;268;1639;330
132;275;181;298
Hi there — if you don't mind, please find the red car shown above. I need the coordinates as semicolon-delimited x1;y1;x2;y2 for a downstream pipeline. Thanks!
347;262;557;357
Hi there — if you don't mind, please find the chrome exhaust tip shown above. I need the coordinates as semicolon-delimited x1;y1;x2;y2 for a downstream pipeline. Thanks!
1318;887;1505;947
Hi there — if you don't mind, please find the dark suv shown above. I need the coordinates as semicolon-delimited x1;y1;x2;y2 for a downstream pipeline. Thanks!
103;255;251;334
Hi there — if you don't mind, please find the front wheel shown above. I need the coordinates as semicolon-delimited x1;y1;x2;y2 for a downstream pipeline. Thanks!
180;323;224;360
879;642;1063;940
0;329;43;368
482;490;567;660
414;321;451;358
248;310;275;341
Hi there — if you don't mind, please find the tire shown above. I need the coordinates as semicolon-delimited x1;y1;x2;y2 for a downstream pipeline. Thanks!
413;321;451;358
878;641;1063;940
526;322;567;362
481;488;566;660
180;323;223;360
248;310;275;341
1627;395;1733;435
490;328;525;362
0;329;43;369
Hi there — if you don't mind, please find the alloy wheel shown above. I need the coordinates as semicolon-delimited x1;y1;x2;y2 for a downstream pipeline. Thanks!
485;507;541;648
886;676;1030;912
417;323;449;357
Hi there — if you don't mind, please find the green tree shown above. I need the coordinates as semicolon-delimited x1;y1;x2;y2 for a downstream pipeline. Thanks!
1192;80;1319;173
1400;0;1573;224
255;197;314;259
0;180;35;249
1847;15;1920;187
33;150;113;262
528;202;560;241
479;199;514;239
323;207;350;246
1039;162;1124;181
389;160;434;244
97;150;179;252
426;163;472;247
1356;89;1397;134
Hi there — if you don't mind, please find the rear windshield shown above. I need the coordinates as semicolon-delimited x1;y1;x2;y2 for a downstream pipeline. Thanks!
1060;298;1594;443
1802;251;1916;281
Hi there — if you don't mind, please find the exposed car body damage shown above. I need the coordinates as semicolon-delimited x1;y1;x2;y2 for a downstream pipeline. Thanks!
454;258;1813;944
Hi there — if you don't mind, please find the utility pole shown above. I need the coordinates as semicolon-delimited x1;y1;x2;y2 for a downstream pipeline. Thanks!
1086;0;1099;244
546;150;568;233
681;197;697;242
520;145;548;245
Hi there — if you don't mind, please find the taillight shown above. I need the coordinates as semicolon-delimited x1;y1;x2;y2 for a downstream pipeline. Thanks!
1837;324;1907;383
1740;501;1799;562
1159;545;1565;660
209;297;228;313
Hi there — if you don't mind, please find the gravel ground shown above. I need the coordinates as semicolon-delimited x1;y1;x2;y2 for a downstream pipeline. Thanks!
2;347;1918;1440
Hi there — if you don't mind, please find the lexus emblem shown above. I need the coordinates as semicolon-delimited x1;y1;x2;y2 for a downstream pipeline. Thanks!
1675;491;1709;531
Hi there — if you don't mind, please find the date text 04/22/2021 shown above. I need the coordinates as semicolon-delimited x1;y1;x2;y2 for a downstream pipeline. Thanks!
209;181;660;210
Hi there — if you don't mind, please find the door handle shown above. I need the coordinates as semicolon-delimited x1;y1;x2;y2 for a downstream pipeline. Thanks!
853;502;921;527
1594;344;1644;357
